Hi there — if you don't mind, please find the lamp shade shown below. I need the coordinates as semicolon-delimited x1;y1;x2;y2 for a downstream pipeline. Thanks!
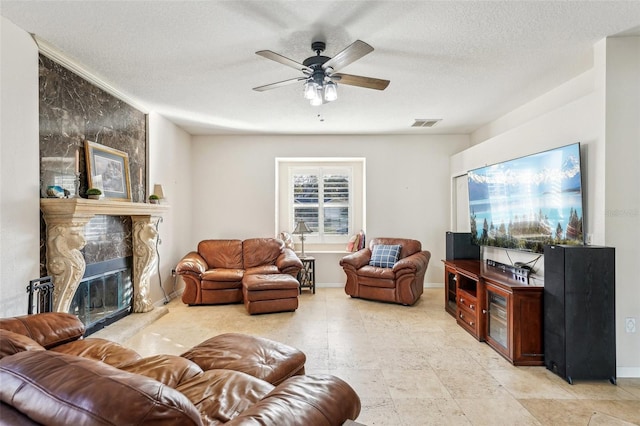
153;184;165;199
293;220;311;234
324;81;338;102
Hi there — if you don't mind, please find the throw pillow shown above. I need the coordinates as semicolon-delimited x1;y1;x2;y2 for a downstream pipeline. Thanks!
369;244;401;268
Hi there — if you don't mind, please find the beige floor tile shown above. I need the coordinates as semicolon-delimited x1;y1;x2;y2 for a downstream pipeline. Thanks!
488;367;575;399
330;369;391;400
456;396;542;425
519;399;640;426
564;380;638;400
618;378;640;399
382;368;452;399
393;398;471;425
356;398;402;426
588;412;639;426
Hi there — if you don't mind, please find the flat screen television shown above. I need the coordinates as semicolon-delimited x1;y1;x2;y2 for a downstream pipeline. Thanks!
467;143;584;253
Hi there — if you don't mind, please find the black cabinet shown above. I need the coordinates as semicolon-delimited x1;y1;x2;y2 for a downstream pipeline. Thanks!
544;245;616;384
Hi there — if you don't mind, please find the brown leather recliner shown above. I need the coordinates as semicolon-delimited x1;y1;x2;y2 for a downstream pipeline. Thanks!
177;238;303;305
340;237;431;306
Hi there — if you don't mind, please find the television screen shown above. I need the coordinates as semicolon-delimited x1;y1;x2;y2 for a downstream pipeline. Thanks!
467;143;584;253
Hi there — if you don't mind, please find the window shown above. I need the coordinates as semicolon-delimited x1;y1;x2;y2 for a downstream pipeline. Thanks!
277;158;365;251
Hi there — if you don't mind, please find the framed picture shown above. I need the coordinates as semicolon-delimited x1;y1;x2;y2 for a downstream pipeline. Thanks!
85;140;131;201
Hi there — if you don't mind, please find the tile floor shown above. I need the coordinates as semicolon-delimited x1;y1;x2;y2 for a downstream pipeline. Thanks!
106;288;640;425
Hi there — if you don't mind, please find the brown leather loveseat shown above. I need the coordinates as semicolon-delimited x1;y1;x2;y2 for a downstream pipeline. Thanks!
340;237;431;306
176;238;303;305
0;312;361;425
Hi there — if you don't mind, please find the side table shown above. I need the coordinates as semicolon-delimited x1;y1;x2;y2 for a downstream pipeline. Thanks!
297;256;316;294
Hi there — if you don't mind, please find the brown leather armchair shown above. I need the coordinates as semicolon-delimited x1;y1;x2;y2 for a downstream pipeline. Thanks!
176;238;303;305
340;237;431;306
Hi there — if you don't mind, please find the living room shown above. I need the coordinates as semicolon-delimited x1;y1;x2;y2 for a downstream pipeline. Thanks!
1;2;639;423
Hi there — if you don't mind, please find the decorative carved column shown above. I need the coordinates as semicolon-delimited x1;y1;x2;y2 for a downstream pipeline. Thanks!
45;220;90;312
131;216;161;313
40;199;168;315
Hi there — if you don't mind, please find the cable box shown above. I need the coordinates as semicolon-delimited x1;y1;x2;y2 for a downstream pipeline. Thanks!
486;259;530;283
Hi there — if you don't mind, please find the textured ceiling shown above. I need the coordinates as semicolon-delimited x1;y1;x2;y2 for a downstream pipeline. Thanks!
1;1;639;135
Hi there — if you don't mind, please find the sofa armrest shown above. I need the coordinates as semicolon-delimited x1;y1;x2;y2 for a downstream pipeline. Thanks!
176;251;208;276
0;313;85;349
276;248;303;275
226;374;361;426
339;248;372;270
0;351;203;426
393;250;431;275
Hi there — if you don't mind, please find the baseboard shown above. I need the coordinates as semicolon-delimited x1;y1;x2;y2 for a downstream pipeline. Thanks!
617;367;640;378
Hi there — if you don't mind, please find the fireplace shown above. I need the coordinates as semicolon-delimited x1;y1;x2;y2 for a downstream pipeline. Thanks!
40;198;167;321
71;257;133;335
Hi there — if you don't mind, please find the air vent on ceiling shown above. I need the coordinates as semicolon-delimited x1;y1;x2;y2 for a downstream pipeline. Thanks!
412;119;441;128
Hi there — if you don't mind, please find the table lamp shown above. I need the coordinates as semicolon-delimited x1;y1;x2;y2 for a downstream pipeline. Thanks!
293;220;311;257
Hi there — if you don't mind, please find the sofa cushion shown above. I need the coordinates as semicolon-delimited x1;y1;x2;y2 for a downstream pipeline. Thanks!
0;351;203;425
226;374;361;426
201;268;244;284
0;330;45;359
369;244;401;268
120;354;204;388
181;333;306;386
244;265;280;275
0;312;85;349
242;238;284;269
51;337;142;368
177;369;274;424
198;239;243;269
356;265;396;283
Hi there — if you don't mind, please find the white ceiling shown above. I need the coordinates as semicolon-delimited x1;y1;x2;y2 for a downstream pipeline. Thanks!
1;1;639;136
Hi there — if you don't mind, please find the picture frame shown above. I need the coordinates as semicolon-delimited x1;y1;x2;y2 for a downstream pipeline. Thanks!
85;140;131;201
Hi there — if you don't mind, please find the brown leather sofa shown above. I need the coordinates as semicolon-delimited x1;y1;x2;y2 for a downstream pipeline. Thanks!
0;312;361;425
176;238;303;306
340;237;431;306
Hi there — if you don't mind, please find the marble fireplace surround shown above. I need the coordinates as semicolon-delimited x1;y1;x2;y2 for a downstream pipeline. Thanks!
40;198;168;314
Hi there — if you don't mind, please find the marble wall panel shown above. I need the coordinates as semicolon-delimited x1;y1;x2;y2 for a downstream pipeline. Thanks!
39;54;146;275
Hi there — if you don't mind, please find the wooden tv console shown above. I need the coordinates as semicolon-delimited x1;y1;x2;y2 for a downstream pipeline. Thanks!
442;259;544;366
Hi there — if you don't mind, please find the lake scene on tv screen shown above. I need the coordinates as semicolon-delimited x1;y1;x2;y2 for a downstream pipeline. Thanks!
468;143;583;253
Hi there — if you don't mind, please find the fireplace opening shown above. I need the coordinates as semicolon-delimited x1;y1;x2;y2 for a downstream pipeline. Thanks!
70;257;133;336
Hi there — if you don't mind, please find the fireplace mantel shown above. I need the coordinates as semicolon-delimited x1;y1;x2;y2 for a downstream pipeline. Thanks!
40;198;169;314
41;198;169;220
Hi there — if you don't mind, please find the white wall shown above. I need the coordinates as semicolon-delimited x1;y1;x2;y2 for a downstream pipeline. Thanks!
451;36;640;378
0;17;40;316
602;37;640;378
147;113;193;303
191;134;469;285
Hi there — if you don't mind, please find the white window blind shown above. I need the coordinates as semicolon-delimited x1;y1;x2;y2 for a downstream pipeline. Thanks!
293;169;350;236
276;158;365;251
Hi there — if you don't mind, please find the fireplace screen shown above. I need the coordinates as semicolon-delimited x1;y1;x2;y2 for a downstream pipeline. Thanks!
70;258;133;335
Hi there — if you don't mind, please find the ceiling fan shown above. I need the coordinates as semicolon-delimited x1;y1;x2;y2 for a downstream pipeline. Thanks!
253;40;390;106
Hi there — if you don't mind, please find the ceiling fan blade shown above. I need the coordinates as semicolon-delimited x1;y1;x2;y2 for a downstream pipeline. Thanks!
256;50;312;73
322;40;374;72
253;76;307;92
332;73;390;90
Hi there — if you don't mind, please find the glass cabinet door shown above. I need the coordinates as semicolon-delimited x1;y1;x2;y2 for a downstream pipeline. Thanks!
446;271;457;313
487;288;508;349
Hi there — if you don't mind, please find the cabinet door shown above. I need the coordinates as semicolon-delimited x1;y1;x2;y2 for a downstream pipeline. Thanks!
512;290;544;365
444;266;458;316
485;283;510;359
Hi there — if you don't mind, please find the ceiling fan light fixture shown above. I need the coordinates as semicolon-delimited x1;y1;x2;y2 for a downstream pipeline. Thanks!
310;87;323;106
324;81;338;102
303;80;316;100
